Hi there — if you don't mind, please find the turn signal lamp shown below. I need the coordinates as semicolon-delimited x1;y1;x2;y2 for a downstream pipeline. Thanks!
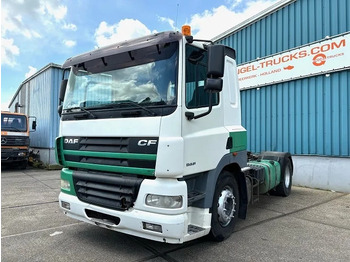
182;25;191;36
143;222;162;233
61;179;71;191
61;201;71;210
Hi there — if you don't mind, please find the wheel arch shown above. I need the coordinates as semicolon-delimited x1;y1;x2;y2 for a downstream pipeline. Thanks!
222;163;248;219
204;151;248;219
259;151;294;197
260;151;294;176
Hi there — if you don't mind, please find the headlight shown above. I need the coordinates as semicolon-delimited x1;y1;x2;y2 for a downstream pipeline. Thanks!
18;152;27;157
61;179;71;191
146;194;183;209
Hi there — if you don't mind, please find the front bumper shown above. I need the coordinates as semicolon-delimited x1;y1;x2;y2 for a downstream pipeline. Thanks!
1;148;28;162
59;192;188;243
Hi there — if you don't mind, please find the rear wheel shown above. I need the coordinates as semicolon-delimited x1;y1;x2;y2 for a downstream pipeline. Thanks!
209;171;239;241
272;159;292;196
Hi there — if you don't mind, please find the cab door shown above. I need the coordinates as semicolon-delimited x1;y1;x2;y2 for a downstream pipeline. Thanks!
181;44;228;176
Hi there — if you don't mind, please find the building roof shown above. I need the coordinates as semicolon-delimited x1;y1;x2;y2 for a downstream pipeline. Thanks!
211;0;295;42
9;63;62;108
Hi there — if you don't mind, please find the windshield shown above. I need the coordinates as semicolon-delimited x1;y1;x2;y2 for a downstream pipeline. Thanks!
63;42;178;112
1;114;27;132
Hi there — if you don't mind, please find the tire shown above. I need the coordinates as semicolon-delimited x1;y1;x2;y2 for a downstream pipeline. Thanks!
19;160;28;170
272;159;292;197
209;171;240;241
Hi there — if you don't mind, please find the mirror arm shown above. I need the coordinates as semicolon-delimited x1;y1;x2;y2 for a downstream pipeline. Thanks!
185;91;213;121
58;105;63;117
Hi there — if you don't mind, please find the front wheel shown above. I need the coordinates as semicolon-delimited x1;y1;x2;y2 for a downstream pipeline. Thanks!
209;171;239;241
19;160;28;170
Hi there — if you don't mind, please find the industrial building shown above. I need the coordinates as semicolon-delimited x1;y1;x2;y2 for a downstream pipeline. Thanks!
213;0;350;191
8;64;65;166
8;0;350;191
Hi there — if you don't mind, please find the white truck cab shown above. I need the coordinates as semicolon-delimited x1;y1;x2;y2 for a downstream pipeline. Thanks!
57;27;292;243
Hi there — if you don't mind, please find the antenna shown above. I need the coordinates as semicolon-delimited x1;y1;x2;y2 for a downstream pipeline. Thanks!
175;3;179;30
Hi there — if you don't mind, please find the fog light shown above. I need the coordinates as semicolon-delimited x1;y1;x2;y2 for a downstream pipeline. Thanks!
61;201;71;210
146;194;183;209
143;222;162;233
61;179;70;191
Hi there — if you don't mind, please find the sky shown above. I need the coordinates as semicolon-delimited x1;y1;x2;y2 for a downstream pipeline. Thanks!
1;0;279;111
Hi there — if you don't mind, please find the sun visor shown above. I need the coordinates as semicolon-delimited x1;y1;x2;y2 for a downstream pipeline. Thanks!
62;31;182;68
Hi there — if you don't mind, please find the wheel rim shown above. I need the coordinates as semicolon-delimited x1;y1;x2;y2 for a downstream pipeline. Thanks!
217;187;236;227
284;166;291;188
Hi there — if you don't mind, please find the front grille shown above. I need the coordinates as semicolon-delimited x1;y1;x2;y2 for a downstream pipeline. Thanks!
1;136;29;146
73;171;143;211
57;136;158;176
80;137;129;152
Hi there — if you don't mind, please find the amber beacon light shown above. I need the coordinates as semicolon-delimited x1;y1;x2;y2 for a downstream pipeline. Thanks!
182;25;191;36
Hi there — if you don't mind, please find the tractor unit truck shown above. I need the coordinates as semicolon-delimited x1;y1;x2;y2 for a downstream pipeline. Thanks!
1;111;36;169
56;26;293;244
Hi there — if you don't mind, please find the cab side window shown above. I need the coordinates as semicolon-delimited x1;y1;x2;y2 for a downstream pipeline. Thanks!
185;45;219;109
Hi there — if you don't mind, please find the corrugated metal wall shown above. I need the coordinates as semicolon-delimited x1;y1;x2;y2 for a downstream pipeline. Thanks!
218;0;350;157
220;0;350;64
29;67;54;148
8;65;64;149
50;67;66;148
30;67;63;148
241;70;350;156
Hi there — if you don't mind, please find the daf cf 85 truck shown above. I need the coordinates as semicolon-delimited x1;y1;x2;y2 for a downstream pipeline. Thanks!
56;26;293;243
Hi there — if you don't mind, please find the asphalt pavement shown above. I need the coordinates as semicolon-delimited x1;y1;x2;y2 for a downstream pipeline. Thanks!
1;166;350;262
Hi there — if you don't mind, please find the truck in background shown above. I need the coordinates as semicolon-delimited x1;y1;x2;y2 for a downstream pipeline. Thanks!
56;26;293;243
1;111;36;169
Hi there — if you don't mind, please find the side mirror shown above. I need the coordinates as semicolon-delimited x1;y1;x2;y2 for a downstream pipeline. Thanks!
204;45;225;94
29;116;37;132
58;79;68;117
58;105;63;116
32;121;37;130
207;45;225;78
205;78;223;93
59;79;68;103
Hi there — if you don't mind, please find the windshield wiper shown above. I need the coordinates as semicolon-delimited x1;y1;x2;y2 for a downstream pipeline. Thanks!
80;107;97;118
120;101;157;116
7;127;22;132
139;98;168;106
96;100;157;116
65;106;97;119
67;100;159;117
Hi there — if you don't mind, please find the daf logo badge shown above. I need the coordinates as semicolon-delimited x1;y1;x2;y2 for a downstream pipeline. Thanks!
64;138;79;144
1;137;7;145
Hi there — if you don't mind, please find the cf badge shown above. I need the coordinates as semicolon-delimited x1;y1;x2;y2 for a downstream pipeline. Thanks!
137;140;157;146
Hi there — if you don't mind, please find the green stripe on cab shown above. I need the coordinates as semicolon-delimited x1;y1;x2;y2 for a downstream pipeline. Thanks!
229;131;247;152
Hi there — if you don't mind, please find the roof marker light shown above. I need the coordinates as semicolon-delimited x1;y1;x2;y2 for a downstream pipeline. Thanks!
182;25;191;36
